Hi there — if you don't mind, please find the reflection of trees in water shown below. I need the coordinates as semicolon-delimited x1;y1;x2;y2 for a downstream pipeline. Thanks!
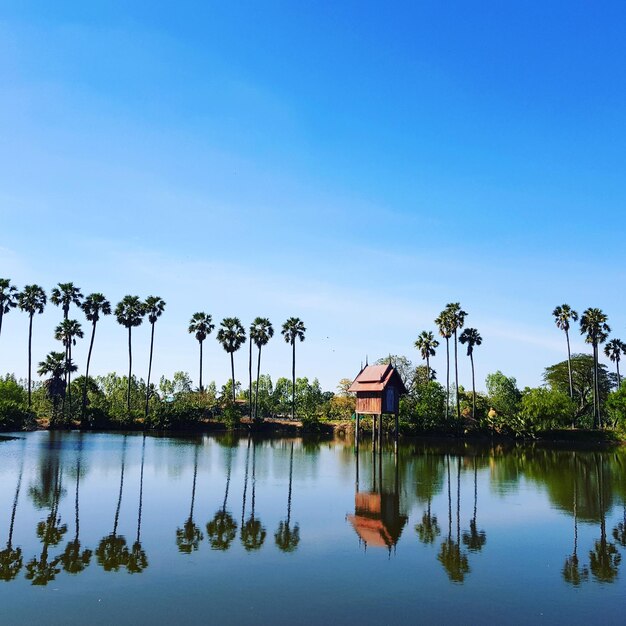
563;453;588;586
96;437;129;571
207;444;237;551
589;454;621;583
128;435;148;573
462;457;486;553
59;437;92;574
176;445;203;554
275;442;300;553
414;451;442;546
437;456;469;583
612;454;626;548
241;439;266;551
0;448;25;581
26;464;66;585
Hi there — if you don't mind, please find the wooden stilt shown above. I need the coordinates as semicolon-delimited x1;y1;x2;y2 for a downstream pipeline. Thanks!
394;411;399;455
372;414;376;450
355;413;360;452
378;413;382;453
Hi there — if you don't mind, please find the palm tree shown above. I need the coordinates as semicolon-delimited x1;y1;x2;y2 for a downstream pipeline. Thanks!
17;284;47;407
115;296;146;414
143;296;166;420
553;305;579;399
435;310;453;421
604;339;625;388
80;293;112;426
38;351;77;427
445;303;467;421
188;313;215;392
275;442;300;552
207;446;238;551
54;319;84;422
250;317;274;424
177;446;203;554
414;331;439;383
216;318;246;403
0;278;18;343
281;318;306;420
51;282;83;320
580;308;610;428
459;328;482;420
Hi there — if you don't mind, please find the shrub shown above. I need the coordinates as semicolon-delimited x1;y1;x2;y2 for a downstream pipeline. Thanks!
520;387;576;431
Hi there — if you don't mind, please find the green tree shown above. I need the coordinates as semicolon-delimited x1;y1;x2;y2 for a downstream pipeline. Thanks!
520;387;576;431
17;284;47;407
435;310;454;421
115;296;146;414
459;328;482;420
188;312;214;392
485;371;521;429
250;317;274;424
143;296;166;420
604;339;625;388
0;278;18;343
217;317;246;403
580;308;610;428
281;318;306;420
444;303;467;421
552;304;579;399
80;293;112;426
414;331;439;383
38;352;77;427
606;382;626;429
54;319;84;422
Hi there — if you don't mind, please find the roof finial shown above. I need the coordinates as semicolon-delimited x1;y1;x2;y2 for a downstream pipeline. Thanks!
365;354;369;366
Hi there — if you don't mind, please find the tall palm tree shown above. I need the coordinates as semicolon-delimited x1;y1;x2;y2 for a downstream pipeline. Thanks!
18;284;47;407
115;296;146;414
80;293;112;426
414;331;439;383
188;313;214;392
459;328;482;420
553;304;579;398
38;352;73;427
143;296;166;420
250;317;274;424
54;319;84;422
50;283;83;320
445;303;467;421
435;310;453;421
0;278;18;343
281;318;306;421
216;317;246;403
580;308;610;428
604;339;625;388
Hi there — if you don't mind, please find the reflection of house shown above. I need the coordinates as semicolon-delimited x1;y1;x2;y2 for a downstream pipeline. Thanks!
347;491;408;549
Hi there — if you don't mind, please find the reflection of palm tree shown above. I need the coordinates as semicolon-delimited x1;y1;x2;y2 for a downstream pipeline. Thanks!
612;503;626;548
207;447;238;550
563;454;588;586
462;457;486;552
0;451;25;581
96;438;130;571
275;442;300;552
176;446;203;554
59;440;92;574
128;435;148;573
241;441;266;551
438;456;469;582
26;466;66;585
589;454;621;582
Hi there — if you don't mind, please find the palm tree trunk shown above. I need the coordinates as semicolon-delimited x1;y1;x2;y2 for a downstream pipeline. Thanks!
198;340;204;392
0;309;4;340
230;352;236;403
248;339;253;419
454;330;460;420
565;329;574;398
67;342;73;424
145;322;155;421
291;340;296;421
137;435;146;544
595;344;602;428
27;313;33;408
81;320;97;428
426;355;430;382
445;337;450;421
616;359;621;388
254;345;262;423
127;327;133;414
470;351;476;420
287;442;294;525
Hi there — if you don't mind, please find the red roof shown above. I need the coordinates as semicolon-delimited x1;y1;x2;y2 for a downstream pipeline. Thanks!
347;363;408;394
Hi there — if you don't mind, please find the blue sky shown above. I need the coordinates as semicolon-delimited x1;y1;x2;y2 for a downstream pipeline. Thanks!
1;1;625;392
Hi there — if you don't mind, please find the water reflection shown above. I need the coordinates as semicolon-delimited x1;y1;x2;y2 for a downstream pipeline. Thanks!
0;447;24;581
240;439;266;551
176;445;203;554
206;440;237;551
275;442;300;552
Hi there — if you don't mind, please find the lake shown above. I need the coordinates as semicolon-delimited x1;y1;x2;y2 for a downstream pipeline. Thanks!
0;431;625;624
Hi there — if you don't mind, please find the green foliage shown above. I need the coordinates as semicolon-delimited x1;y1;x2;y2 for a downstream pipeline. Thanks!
606;382;626;430
400;381;447;431
520;387;576;431
0;375;34;430
486;371;521;418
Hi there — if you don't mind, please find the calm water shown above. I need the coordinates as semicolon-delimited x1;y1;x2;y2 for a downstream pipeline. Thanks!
0;431;625;625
